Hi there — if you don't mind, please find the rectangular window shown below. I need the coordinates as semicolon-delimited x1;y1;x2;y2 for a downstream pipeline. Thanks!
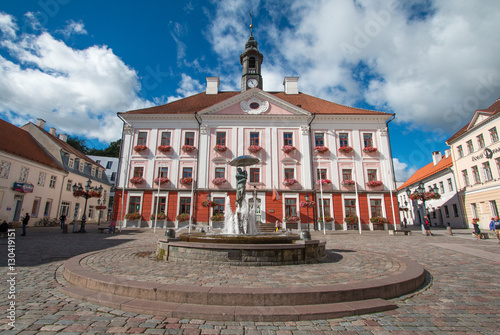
250;132;259;146
317;168;327;180
60;202;70;216
182;167;193;178
32;197;40;217
284;168;294;180
344;199;356;216
319;199;331;217
185;132;195;146
470;203;478;219
250;168;260;183
482;162;493;181
477;134;485;149
457;145;464;158
0;161;11;179
315;133;325;147
367;169;377;182
158;167;168;178
213;197;225;215
38;172;46;186
363;133;373;147
154;196;166;214
68;158;74;169
79;161;84;172
179;197;191;214
137;132;148;146
20;166;29;182
489;127;499;143
215;167;225;179
283;132;293;146
339;133;349;147
471;166;481;184
448;178;453;191
161;132;171;146
285;198;297;217
128;196;141;214
66;180;72;191
342;169;352;181
444;205;450;218
106;161;113;169
439;181;445;193
466;140;474;154
216;132;226;146
497;158;500;176
453;204;459;217
462;169;470;186
91;166;96;176
98;170;102;179
49;176;57;188
490;200;499;218
133;167;144;178
44;199;52;216
111;172;116;181
370;199;382;217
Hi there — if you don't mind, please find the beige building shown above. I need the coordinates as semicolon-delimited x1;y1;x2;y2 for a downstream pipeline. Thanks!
446;98;500;230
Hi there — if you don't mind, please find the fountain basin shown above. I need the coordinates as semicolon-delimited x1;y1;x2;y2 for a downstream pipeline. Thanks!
179;233;301;244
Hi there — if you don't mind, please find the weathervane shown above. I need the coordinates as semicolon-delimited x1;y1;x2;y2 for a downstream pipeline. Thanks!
249;11;253;36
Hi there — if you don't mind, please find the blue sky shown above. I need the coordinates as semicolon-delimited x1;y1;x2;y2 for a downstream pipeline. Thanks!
1;0;499;181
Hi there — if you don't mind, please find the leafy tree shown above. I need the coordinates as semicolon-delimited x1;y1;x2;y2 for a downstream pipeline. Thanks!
66;137;121;158
66;136;89;154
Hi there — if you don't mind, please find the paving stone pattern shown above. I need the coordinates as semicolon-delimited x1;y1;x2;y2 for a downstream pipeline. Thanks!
1;225;499;334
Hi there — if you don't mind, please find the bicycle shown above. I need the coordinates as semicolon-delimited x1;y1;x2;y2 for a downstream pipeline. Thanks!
35;218;60;227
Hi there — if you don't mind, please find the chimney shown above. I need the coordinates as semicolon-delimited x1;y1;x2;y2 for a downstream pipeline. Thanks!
49;127;57;136
206;77;219;95
36;118;46;129
283;77;299;94
59;134;67;142
445;149;451;158
432;151;442;166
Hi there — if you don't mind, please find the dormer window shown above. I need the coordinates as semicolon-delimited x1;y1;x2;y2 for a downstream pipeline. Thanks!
68;157;74;169
79;161;84;172
98;170;102;179
91;166;96;176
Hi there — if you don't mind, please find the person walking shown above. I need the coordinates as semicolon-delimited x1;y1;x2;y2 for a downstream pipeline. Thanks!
21;212;30;236
423;215;433;236
59;214;67;229
403;217;407;228
490;217;500;242
275;220;280;232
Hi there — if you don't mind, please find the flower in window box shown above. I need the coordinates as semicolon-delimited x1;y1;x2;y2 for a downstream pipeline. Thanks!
125;212;141;220
285;216;300;223
134;145;148;152
341;180;356;186
150;212;167;220
314;146;329;154
281;145;296;154
248;145;263;153
338;146;353;154
72;189;85;197
213;145;228;152
282;178;298;186
181;145;196;153
409;191;441;201
210;213;225;222
370;216;388;225
88;190;102;198
344;215;358;224
201;200;216;208
158;145;172;153
366;180;383;187
130;177;145;184
363;146;378;153
300;201;316;208
212;177;227;185
176;213;190;222
180;177;193;185
316;179;332;185
153;177;170;185
318;216;334;223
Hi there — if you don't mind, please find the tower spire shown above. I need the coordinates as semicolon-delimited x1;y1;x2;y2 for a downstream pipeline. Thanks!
249;11;253;36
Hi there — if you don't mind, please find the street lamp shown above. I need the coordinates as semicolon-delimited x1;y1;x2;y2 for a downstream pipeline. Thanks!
207;193;211;225
72;179;103;233
410;182;439;232
305;193;310;232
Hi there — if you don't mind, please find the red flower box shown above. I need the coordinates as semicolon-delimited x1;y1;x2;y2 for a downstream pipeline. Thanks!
314;146;328;154
341;180;355;186
344;215;358;224
338;146;353;154
134;145;148;152
248;145;263;153
130;177;145;184
363;146;378;153
181;145;196;153
125;212;141;220
316;179;332;185
213;145;227;152
367;180;383;187
158;145;172;153
180;177;193;185
202;201;216;208
212;177;227;185
285;216;300;223
153;177;170;185
300;201;316;208
281;145;296;154
283;179;298;186
176;213;190;222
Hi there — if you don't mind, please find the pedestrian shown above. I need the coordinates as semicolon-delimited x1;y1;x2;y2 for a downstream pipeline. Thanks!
472;219;482;239
403;217;407;228
490;217;500;242
108;220;116;234
423;216;433;236
21;212;30;236
59;213;66;229
275;220;280;232
0;220;8;238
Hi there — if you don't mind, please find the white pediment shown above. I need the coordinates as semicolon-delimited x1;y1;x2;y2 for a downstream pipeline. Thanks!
468;111;491;130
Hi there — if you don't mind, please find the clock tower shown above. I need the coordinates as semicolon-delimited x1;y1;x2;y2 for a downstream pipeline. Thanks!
240;33;263;92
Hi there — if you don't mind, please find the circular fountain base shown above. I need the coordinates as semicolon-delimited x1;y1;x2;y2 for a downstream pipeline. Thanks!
158;233;325;266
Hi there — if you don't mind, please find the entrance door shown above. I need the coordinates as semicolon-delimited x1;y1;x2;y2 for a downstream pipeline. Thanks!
73;203;80;220
13;196;23;221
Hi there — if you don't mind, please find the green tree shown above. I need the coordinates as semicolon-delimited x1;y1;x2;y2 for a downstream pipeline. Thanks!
88;139;121;158
66;136;89;154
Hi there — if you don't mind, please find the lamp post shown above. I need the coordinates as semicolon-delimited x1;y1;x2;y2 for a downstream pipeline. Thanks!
305;193;310;232
411;182;439;234
72;179;103;233
207;193;211;226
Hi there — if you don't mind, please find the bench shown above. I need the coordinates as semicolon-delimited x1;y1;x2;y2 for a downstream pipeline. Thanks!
97;227;108;233
389;229;412;236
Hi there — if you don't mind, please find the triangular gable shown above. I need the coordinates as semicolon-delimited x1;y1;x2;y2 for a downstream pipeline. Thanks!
467;111;493;131
198;89;311;117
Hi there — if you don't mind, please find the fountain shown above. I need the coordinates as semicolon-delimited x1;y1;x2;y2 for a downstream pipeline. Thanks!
157;156;325;265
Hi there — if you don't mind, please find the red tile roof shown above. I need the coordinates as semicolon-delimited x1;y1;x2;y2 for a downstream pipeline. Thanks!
0;119;65;172
397;155;453;191
122;90;391;116
446;99;500;144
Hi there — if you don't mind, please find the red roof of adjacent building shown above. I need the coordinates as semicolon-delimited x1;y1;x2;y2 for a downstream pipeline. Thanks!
123;90;391;116
446;99;500;144
0;119;65;172
397;155;453;191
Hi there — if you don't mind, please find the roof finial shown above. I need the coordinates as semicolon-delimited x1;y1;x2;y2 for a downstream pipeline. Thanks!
249;11;253;36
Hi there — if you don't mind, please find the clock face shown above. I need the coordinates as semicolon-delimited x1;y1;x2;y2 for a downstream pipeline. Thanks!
247;78;258;88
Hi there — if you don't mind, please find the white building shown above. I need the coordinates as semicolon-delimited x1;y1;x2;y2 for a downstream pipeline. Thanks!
88;156;119;220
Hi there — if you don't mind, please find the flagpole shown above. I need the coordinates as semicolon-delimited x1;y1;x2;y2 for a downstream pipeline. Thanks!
189;177;194;234
153;159;162;234
387;168;397;230
354;160;362;234
319;179;326;235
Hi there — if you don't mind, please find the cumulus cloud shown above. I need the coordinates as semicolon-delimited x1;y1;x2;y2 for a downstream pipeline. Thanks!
393;158;418;182
0;12;17;38
0;13;151;143
59;20;87;38
165;74;204;103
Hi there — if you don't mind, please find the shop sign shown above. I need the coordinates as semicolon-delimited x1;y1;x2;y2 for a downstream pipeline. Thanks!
471;146;500;162
13;182;34;193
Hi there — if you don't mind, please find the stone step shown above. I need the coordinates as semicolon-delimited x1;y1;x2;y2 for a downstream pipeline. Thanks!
257;223;277;232
61;285;396;321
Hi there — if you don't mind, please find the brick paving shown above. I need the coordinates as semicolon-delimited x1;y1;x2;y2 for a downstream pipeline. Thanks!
1;224;499;334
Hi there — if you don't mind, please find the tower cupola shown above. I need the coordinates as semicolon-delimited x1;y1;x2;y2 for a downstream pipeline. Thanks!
240;16;263;92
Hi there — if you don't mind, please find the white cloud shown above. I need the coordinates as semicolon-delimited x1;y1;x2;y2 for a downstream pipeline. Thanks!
166;74;204;103
0;12;18;38
0;14;151;143
393;158;417;182
59;20;87;38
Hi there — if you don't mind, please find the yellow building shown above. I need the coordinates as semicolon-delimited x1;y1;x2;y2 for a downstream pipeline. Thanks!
446;99;500;230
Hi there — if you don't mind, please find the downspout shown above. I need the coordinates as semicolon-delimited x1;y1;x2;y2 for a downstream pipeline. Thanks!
385;114;398;229
117;113;133;232
193;112;202;228
307;113;318;229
